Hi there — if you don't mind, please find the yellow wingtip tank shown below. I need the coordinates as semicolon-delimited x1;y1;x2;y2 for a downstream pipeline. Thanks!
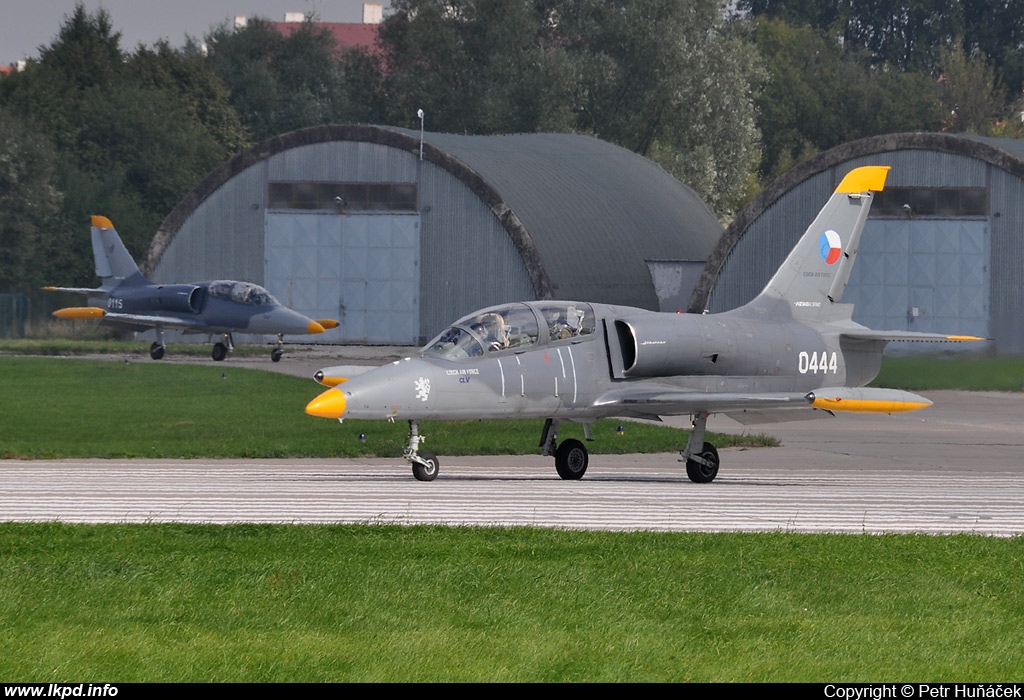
835;166;890;194
805;388;932;414
53;307;106;320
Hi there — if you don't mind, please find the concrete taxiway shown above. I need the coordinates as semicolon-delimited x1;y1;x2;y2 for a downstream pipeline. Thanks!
2;377;1022;533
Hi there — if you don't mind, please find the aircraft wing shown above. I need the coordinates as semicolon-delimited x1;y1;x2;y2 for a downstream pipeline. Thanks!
592;385;932;423
592;387;809;420
100;312;207;331
52;307;207;332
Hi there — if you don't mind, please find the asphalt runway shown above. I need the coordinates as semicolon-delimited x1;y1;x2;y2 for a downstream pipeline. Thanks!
3;354;1023;533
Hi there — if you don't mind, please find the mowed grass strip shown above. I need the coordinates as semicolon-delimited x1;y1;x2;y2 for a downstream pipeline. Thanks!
0;523;1022;682
873;354;1024;392
0;357;772;458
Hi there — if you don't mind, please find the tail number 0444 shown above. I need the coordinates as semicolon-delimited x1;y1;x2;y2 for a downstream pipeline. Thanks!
798;350;837;374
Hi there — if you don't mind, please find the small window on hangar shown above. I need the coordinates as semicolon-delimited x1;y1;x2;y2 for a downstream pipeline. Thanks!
870;187;988;218
268;182;418;212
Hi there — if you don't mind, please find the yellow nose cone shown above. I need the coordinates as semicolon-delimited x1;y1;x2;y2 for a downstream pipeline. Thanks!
307;320;326;334
305;388;347;419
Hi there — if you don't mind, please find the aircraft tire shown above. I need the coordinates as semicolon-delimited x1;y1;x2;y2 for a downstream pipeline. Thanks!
271;348;283;362
212;342;228;362
554;439;588;480
149;342;165;360
412;451;439;481
686;442;719;484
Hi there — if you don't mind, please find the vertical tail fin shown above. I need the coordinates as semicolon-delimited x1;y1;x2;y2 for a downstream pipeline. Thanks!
90;215;148;288
741;166;889;323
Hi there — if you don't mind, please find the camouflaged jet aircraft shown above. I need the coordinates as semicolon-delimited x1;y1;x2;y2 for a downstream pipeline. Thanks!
305;166;983;482
45;216;337;361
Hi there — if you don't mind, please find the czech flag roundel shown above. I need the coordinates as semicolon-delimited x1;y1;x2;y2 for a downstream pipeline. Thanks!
818;230;842;265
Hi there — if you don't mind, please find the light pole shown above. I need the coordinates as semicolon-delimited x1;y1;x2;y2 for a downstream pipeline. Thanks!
417;108;424;160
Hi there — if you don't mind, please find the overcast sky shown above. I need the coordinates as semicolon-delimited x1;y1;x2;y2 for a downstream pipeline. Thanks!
1;0;390;65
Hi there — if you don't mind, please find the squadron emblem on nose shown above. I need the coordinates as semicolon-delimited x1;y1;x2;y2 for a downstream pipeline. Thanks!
414;377;431;402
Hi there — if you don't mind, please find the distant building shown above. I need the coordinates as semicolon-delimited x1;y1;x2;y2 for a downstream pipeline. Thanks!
146;125;722;345
695;132;1024;355
269;18;380;55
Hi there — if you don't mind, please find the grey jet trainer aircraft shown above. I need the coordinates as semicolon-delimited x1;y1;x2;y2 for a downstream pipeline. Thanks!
45;216;337;361
305;166;983;482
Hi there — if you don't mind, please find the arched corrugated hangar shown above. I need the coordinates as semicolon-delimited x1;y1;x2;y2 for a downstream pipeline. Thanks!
145;124;722;345
692;133;1024;355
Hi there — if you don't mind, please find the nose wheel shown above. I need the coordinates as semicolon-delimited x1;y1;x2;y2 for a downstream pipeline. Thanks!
404;421;439;481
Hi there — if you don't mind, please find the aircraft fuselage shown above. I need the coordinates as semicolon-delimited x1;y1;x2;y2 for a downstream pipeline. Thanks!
328;301;877;423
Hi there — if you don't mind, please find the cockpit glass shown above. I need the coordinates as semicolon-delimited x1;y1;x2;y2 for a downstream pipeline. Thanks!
208;281;280;306
423;303;594;358
466;305;539;352
425;326;485;358
539;302;595;341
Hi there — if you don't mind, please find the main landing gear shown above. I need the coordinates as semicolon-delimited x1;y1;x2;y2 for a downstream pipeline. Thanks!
211;333;233;361
150;328;166;360
541;413;720;484
541;418;591;480
679;411;720;483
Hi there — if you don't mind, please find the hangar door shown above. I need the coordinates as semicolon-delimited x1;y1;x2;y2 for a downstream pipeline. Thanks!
264;213;421;344
845;219;989;339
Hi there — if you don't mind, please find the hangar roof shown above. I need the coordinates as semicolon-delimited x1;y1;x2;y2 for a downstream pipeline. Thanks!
399;128;721;305
149;125;721;309
691;131;1024;312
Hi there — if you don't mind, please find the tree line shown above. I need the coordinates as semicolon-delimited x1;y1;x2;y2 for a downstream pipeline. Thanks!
1;0;1021;291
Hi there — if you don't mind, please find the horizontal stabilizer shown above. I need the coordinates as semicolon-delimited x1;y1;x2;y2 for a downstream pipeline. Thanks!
42;286;104;295
841;329;987;344
53;307;105;320
804;387;932;413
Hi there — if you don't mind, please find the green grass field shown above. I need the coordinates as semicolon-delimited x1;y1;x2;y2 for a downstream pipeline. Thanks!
1;523;1022;682
0;356;773;459
873;354;1024;392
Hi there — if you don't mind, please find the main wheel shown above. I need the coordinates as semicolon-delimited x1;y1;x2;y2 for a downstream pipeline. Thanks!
211;342;228;361
686;442;719;483
149;342;165;360
271;348;283;362
412;450;439;482
554;438;588;480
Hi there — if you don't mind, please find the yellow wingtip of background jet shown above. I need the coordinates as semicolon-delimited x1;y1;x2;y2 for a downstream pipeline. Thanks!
53;307;106;320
